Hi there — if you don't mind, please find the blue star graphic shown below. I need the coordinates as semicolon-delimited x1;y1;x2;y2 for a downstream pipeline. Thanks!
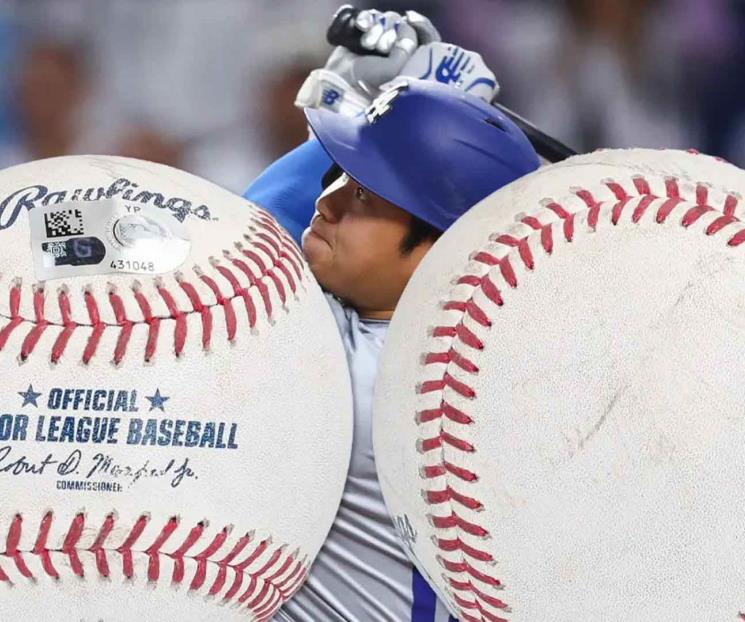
18;384;43;408
146;388;170;412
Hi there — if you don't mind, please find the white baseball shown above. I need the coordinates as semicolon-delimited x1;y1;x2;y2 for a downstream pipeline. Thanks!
374;149;745;621
554;147;745;218
0;156;352;621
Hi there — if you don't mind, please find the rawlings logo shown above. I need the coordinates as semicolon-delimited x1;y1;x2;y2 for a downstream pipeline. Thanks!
0;177;213;231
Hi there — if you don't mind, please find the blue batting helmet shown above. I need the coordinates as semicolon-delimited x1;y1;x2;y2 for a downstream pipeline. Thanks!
305;79;540;232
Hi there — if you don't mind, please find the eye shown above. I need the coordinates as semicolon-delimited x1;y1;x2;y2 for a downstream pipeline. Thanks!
355;186;367;201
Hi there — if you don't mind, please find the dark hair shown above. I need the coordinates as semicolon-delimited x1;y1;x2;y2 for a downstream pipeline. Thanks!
322;162;343;189
400;215;442;255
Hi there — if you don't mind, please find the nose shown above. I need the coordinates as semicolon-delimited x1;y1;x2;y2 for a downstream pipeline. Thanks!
315;186;345;224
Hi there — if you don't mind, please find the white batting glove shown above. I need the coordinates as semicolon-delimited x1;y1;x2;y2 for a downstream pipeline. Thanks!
295;7;434;117
356;9;406;55
394;42;500;103
403;10;441;45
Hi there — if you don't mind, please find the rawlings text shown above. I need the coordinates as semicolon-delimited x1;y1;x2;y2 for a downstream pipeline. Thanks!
0;177;213;230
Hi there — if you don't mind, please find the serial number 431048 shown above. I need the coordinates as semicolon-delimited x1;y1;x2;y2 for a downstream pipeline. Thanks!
110;259;155;272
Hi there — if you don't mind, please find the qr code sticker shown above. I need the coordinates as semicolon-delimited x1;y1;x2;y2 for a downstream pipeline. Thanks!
44;209;84;238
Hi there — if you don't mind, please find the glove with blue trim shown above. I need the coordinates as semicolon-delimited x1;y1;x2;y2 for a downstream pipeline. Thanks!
296;5;498;117
295;6;420;117
395;42;500;103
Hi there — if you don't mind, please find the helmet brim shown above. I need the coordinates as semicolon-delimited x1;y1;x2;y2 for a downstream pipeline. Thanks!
305;107;405;210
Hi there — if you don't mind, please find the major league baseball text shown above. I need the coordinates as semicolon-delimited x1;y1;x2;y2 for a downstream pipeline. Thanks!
1;385;239;493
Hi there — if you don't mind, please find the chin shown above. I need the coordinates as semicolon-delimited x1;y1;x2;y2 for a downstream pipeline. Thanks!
301;243;326;279
306;259;337;296
301;234;344;296
302;229;329;261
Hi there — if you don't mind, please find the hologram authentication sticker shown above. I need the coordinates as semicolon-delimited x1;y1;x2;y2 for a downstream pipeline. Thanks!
29;198;191;280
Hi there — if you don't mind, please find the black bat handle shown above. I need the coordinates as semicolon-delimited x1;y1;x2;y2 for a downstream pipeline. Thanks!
327;5;385;56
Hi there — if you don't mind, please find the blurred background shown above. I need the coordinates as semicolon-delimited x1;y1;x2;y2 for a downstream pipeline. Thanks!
0;0;743;193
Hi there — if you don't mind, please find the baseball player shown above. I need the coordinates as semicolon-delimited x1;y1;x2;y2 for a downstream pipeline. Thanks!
244;8;540;621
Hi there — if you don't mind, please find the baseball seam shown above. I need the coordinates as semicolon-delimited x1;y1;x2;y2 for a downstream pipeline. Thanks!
0;511;308;621
416;173;744;622
0;213;305;365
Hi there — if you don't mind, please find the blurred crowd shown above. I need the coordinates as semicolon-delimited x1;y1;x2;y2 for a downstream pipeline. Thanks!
0;0;743;193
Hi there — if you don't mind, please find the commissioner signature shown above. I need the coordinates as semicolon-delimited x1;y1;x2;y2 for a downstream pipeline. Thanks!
0;445;197;488
86;453;196;488
0;445;80;476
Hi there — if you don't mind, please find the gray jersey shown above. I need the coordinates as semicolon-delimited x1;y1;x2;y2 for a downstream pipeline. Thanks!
274;296;456;622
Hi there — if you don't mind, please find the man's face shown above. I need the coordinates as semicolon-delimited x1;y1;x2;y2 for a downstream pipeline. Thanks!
301;173;433;319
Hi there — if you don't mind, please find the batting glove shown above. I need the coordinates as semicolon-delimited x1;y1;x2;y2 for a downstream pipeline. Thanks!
295;6;429;117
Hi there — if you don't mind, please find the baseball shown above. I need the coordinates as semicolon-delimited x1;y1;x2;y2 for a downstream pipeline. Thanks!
374;148;745;621
0;155;353;621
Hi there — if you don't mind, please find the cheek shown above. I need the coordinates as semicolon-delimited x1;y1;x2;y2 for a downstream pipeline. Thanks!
336;223;401;273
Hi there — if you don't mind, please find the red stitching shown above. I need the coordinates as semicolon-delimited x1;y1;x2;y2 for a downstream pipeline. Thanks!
632;195;656;223
424;485;481;509
133;287;160;361
418;430;475;455
0;220;305;364
695;183;708;206
177;277;214;349
472;251;499;267
611;197;632;225
455;324;484;351
430;512;488;536
441;556;503;588
440;401;473;424
681;205;715;228
728;229;745;247
724;194;738;217
416;184;745;620
83;290;105;364
157;285;186;357
90;513;115;577
424;348;479;374
231;255;265;316
109;289;133;364
421;461;477;482
249;215;304;288
20;287;48;361
519;215;543;231
449;580;509;612
665;177;681;199
655;197;684;224
454;593;509;622
0;284;23;353
435;536;492;562
493;234;535;270
576;188;603;209
199;271;237;342
418;372;476;399
604;173;741;218
432;326;457;339
457;275;482;288
0;512;306;618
